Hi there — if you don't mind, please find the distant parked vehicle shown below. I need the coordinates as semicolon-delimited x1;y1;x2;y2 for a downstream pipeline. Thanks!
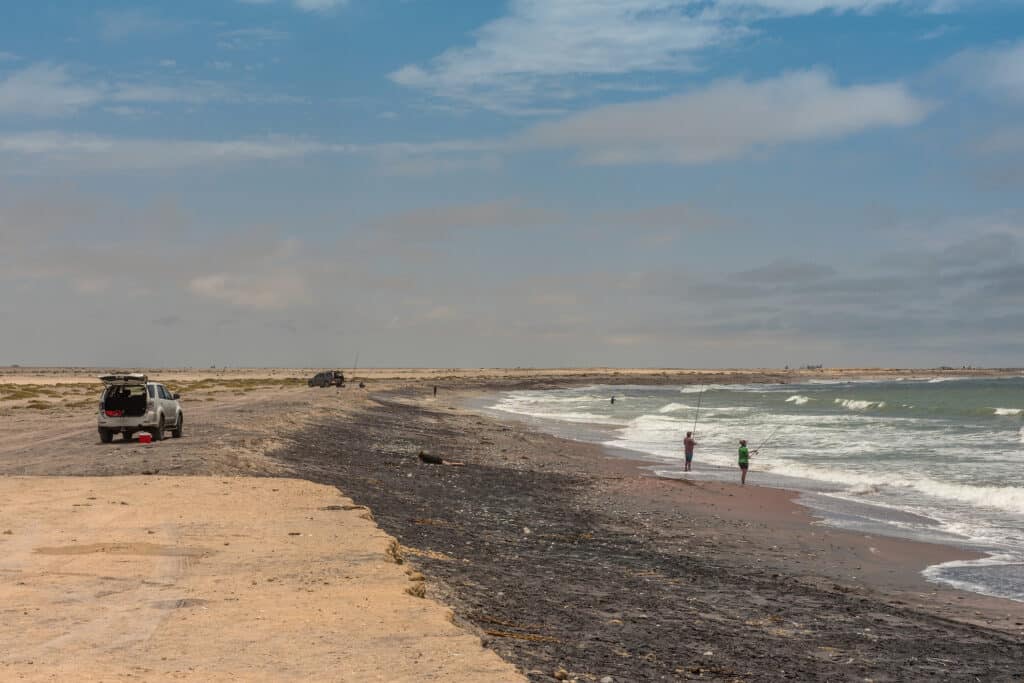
97;374;183;443
308;370;345;388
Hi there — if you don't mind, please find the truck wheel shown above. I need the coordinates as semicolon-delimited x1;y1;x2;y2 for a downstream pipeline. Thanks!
172;414;183;438
99;429;114;443
151;416;164;441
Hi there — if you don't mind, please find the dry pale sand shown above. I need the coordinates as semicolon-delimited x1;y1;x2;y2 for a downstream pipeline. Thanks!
0;476;523;682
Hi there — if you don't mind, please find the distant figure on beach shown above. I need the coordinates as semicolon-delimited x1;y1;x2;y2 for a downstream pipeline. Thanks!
610;395;615;405
683;431;696;472
433;385;437;397
738;439;757;485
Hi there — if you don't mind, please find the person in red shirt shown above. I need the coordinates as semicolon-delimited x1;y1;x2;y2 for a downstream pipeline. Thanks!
683;431;697;471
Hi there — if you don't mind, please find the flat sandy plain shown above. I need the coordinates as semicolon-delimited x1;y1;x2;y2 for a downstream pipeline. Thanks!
0;366;1021;682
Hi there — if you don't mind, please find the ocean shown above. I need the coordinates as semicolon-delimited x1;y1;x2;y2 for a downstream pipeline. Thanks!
484;377;1024;602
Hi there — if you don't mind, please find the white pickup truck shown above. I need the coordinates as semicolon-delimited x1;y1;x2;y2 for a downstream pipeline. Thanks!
97;374;183;443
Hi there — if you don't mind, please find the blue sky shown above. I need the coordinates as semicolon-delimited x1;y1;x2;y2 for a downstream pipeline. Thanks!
1;0;1023;368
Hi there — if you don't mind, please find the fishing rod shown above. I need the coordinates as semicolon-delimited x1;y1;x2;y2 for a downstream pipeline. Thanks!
753;424;784;453
692;384;704;436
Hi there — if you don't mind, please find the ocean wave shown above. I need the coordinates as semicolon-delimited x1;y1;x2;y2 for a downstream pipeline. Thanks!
658;402;690;413
765;462;1024;515
994;408;1022;416
786;395;811;405
847;483;881;496
922;554;1024;602
834;398;886;411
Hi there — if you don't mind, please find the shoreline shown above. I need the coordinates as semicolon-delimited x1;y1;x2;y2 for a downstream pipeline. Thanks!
275;388;1024;680
465;379;1024;608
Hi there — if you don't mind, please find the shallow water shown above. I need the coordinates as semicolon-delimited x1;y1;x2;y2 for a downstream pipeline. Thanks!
485;377;1024;602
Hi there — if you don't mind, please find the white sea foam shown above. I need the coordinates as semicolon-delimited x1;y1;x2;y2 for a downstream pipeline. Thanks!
786;395;811;405
922;554;1024;602
763;462;1024;515
994;408;1022;416
847;483;881;496
1019;427;1024;444
834;398;885;411
658;402;690;413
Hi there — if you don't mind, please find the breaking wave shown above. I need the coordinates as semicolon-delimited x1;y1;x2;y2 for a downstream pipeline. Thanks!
994;408;1022;416
658;402;690;414
834;398;886;411
786;395;811;406
766;462;1024;515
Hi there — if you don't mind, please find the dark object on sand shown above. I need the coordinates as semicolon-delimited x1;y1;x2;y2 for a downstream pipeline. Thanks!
418;450;465;466
359;381;366;389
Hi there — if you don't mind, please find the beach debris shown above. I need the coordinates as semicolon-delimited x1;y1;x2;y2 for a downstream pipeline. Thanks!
385;539;404;564
553;667;569;680
405;583;426;598
600;677;614;683
418;450;465;466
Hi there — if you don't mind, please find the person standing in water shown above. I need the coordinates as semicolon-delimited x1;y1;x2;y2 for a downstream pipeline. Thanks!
610;395;615;405
738;439;757;485
683;431;696;472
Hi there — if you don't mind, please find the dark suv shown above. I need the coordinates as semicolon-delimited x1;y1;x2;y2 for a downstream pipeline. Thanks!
308;370;345;387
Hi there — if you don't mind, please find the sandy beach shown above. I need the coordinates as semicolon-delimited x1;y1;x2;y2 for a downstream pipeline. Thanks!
0;367;1022;681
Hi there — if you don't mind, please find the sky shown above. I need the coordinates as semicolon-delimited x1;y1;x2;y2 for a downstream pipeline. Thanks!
1;0;1023;368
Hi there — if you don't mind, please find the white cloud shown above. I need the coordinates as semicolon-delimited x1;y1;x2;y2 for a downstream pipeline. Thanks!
98;9;185;40
236;0;349;12
391;0;962;110
390;0;723;111
293;0;349;11
0;61;305;119
0;131;354;171
0;131;501;175
946;40;1024;103
217;27;291;50
188;272;310;309
0;64;103;117
712;0;933;15
520;69;934;164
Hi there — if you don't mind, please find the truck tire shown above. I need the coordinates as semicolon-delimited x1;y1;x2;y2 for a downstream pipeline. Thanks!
151;416;164;441
99;429;114;443
172;414;183;438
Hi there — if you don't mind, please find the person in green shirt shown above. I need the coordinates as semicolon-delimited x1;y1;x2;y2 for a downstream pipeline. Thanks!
738;439;758;485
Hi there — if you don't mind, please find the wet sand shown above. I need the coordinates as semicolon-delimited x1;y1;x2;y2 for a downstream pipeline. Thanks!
275;389;1024;682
